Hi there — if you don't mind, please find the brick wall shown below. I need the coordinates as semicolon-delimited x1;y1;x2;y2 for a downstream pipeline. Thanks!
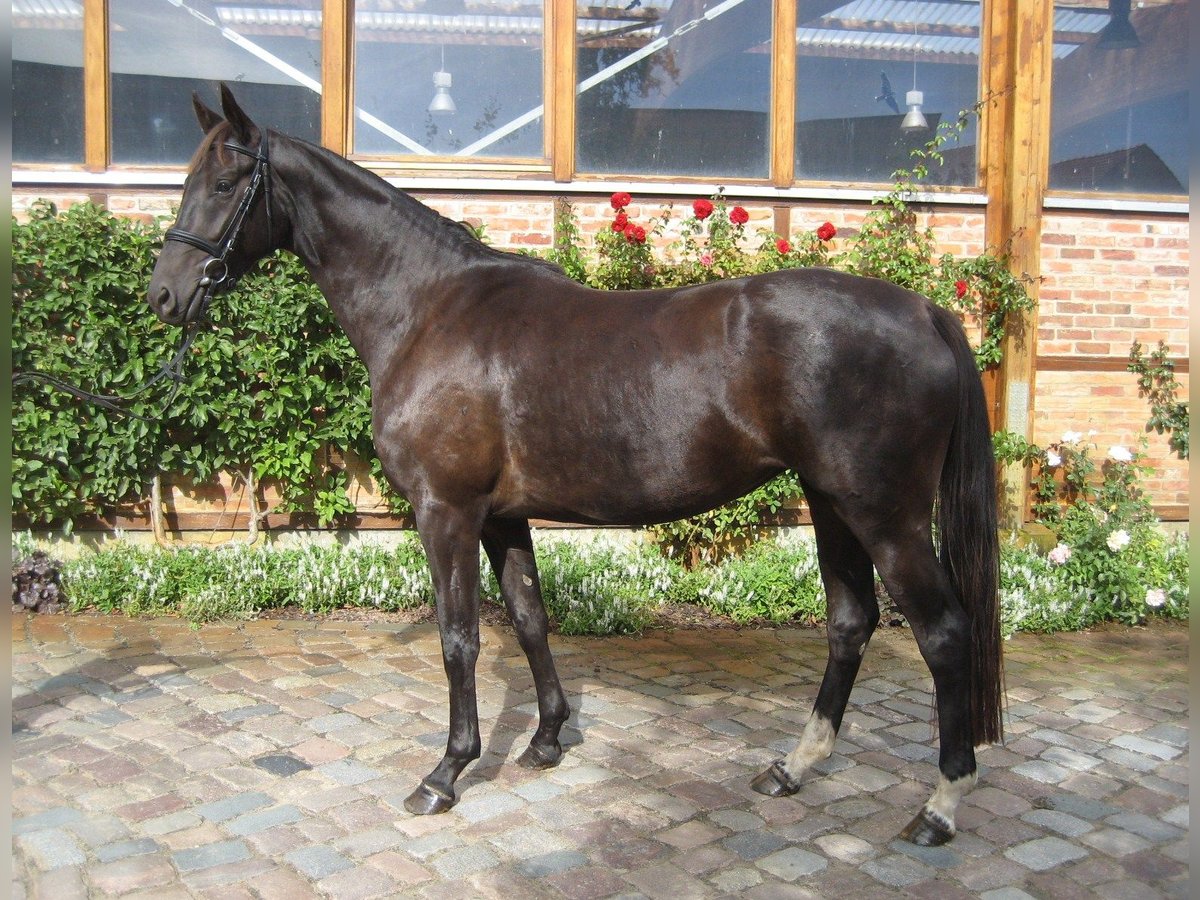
1036;213;1189;514
12;188;1188;523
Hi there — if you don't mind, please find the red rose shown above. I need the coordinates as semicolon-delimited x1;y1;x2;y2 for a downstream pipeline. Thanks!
776;238;791;255
955;279;968;299
612;212;628;231
729;206;749;225
816;222;836;242
692;198;714;220
633;225;647;244
611;191;632;210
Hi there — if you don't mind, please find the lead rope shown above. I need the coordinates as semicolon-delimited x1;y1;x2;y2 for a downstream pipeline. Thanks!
11;321;203;423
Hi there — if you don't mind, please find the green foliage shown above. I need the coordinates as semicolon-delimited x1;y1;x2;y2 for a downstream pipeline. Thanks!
18;528;1186;634
1128;340;1189;459
992;425;1187;627
12;201;403;528
12;201;168;528
648;471;803;568
532;540;681;635
694;540;826;624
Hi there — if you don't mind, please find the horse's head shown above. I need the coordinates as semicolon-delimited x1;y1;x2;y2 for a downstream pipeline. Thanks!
147;85;276;326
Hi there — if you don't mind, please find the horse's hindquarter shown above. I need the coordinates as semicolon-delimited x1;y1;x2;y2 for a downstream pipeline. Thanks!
374;266;959;526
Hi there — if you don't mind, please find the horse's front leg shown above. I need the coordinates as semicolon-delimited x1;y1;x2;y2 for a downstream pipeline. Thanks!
481;517;570;768
404;500;486;815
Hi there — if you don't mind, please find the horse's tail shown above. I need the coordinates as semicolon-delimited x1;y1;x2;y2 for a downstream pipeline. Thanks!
930;305;1004;747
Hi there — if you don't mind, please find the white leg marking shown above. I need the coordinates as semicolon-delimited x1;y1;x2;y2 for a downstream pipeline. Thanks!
782;714;836;778
922;772;977;834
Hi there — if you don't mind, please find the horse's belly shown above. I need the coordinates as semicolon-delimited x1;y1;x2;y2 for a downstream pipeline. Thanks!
490;425;784;526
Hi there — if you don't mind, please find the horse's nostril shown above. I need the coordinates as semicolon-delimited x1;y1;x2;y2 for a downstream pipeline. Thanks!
153;286;175;314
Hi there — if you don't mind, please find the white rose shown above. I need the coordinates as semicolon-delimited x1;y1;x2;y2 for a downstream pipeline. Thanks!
1047;543;1071;565
1107;445;1133;463
1145;588;1167;608
1061;431;1083;444
1045;450;1062;467
1106;530;1131;552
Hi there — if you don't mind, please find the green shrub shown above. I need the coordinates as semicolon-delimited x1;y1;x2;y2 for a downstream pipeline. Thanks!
534;540;681;635
12;201;399;529
695;540;826;624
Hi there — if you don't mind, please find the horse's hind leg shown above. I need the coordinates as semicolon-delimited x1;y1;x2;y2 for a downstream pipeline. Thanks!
752;492;877;798
872;533;978;846
482;518;570;768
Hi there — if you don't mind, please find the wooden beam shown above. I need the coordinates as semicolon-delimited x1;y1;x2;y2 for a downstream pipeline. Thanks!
771;0;797;187
321;0;354;155
550;0;576;181
985;0;1054;530
82;0;109;172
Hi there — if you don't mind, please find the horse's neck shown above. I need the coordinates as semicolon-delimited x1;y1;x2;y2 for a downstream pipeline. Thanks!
272;137;475;371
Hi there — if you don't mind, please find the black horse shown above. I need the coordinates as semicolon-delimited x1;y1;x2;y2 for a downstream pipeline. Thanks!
148;86;1003;846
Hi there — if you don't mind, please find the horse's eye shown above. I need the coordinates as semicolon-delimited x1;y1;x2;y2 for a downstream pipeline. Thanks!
215;180;234;194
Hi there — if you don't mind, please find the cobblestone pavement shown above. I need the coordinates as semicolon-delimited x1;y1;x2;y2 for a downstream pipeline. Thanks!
12;613;1189;899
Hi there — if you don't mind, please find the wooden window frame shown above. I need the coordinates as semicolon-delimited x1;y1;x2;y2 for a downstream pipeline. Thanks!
18;0;1186;206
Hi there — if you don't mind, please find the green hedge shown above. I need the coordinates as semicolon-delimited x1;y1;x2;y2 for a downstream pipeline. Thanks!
12;200;391;528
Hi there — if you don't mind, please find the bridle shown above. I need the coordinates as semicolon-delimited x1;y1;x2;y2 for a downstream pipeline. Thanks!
163;132;275;319
12;133;274;422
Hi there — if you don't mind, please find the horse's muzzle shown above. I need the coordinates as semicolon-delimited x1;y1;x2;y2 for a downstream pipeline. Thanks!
148;281;207;327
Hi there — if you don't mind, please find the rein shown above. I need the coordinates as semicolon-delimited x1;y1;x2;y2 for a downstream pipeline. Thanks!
12;134;273;423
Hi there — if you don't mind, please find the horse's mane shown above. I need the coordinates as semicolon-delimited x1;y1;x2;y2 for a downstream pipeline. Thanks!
197;127;573;282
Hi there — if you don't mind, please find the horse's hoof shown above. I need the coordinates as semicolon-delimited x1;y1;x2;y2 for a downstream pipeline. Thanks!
899;808;955;846
750;761;802;798
403;781;456;816
517;740;563;769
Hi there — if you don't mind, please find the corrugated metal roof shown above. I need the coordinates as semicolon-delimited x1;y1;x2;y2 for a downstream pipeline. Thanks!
12;0;83;17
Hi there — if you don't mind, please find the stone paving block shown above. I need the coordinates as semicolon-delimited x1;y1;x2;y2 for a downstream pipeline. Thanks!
90;854;179;894
15;829;87;870
285;845;356;878
1021;808;1094;837
12;806;85;835
95;837;161;863
1110;735;1182;761
430;843;501;879
1081;827;1153;858
1004;835;1089;871
27;866;88;900
226;804;305;836
173;840;252;872
860;852;934;888
318;758;385;786
756;846;829;880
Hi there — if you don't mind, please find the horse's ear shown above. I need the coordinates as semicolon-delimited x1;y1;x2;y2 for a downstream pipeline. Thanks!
218;83;259;146
193;92;224;135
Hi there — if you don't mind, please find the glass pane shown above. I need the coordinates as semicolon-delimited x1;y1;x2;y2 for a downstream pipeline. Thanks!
1050;0;1187;196
109;0;321;165
795;0;982;186
576;0;772;179
353;2;546;159
13;0;85;163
